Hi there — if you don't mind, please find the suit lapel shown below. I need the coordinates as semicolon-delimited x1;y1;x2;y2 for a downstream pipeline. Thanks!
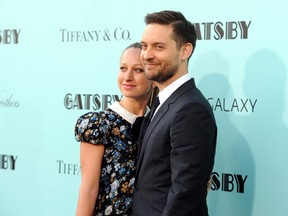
136;103;168;179
136;79;196;173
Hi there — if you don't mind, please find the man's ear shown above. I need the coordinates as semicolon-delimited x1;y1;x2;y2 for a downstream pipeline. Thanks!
180;43;193;61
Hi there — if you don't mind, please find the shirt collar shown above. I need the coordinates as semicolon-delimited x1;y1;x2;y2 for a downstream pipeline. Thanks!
109;101;150;124
158;74;191;105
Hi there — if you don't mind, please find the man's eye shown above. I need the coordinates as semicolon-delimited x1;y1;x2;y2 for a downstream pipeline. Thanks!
156;45;164;49
141;44;147;50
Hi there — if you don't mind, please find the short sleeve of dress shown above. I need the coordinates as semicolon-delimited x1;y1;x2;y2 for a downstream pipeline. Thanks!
74;111;110;145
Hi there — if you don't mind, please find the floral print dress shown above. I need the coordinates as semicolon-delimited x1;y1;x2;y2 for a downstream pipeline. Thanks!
75;102;148;216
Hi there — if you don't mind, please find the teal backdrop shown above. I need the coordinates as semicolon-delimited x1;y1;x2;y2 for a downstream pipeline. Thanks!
1;0;287;215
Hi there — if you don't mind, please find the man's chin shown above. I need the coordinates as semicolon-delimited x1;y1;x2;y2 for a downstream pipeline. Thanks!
144;71;156;81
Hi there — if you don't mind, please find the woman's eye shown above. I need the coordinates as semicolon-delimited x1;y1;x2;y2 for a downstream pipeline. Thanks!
120;66;127;71
135;68;144;73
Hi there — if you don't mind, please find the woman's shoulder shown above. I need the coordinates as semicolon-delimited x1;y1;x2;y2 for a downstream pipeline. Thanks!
76;109;119;123
74;110;120;144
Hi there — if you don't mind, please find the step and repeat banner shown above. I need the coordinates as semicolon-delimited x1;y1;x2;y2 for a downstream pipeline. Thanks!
1;0;287;215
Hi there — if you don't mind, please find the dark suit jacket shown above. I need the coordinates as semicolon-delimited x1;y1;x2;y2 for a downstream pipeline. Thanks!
133;79;217;216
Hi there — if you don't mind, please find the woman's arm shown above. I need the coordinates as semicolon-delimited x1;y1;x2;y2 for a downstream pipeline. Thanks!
76;142;105;216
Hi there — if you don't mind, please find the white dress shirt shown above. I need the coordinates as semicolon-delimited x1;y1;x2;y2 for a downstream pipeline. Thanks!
154;74;191;116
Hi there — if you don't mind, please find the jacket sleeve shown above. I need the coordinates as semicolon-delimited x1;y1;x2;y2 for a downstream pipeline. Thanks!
162;102;217;216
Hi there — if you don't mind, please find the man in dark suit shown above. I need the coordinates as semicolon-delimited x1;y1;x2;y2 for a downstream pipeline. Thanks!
132;10;217;216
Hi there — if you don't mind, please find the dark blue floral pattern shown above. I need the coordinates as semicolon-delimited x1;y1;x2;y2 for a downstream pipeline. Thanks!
75;109;137;216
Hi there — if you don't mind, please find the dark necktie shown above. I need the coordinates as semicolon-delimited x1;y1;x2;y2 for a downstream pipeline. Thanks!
147;96;160;124
136;97;160;156
132;116;145;141
131;96;159;142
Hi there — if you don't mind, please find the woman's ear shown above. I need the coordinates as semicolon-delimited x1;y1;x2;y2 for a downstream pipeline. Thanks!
180;43;193;61
151;81;157;88
148;84;159;108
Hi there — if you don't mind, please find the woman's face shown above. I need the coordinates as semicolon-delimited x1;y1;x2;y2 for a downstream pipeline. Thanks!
118;47;152;101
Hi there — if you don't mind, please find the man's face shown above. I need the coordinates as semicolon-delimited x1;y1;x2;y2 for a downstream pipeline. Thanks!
140;24;181;85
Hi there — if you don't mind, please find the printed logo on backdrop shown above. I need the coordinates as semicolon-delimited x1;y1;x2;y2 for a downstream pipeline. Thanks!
0;90;20;108
207;98;257;112
60;27;131;42
211;171;248;193
195;21;251;40
64;93;122;110
0;29;21;44
57;160;80;175
0;154;17;170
